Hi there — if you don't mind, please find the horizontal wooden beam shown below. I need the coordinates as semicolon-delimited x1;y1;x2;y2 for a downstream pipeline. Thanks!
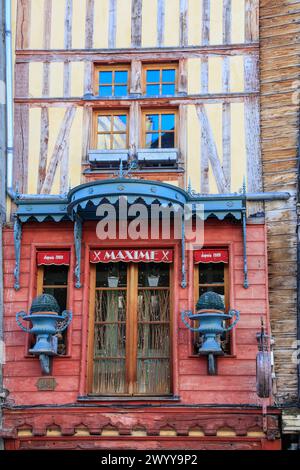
15;43;259;63
14;92;259;106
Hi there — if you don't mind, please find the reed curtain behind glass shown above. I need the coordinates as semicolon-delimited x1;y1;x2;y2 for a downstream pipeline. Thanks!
91;262;171;395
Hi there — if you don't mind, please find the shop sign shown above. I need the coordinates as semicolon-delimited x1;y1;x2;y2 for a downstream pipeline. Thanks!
89;249;173;263
194;249;228;264
37;251;70;266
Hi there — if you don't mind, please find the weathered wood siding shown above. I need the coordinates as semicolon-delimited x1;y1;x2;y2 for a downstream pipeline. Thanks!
12;0;260;196
260;0;300;403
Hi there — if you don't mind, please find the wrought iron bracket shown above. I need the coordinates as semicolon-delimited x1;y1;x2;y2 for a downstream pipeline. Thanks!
181;216;187;288
13;216;22;290
74;215;82;288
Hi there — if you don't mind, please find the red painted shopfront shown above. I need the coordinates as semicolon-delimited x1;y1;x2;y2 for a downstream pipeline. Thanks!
1;180;281;450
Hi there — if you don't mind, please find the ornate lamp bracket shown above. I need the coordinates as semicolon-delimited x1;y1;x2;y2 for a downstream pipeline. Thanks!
74;214;82;288
13;216;22;291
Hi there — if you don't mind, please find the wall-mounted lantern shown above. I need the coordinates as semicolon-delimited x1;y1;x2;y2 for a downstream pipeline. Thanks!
256;319;272;398
16;294;72;375
181;291;239;375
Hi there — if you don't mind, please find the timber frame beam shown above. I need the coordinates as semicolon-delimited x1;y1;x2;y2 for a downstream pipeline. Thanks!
15;44;259;63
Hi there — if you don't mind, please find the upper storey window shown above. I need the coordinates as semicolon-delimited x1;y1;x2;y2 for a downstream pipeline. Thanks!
143;110;176;149
143;65;177;96
95;66;130;97
94;111;129;150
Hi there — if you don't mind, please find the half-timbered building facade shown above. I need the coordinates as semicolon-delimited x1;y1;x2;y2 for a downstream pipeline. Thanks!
1;0;299;450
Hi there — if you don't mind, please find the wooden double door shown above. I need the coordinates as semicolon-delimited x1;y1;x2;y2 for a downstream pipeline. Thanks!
88;262;172;396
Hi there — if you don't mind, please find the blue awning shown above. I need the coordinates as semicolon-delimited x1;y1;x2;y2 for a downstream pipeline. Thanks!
15;179;244;222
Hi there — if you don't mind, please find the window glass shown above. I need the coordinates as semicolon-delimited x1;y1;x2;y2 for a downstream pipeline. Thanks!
99;86;113;97
161;132;175;148
162;69;175;83
162;84;175;95
91;262;171;395
115;71;128;84
146;84;160;96
97;69;129;97
96;113;128;150
99;71;112;85
147;70;160;83
161;114;175;130
144;112;176;149
145;66;176;96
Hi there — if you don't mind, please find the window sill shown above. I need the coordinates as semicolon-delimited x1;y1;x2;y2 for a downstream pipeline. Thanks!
77;395;181;402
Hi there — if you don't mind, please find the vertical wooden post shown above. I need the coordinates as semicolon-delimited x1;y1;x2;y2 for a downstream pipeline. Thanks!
200;0;210;193
179;104;187;185
244;53;262;213
85;0;94;49
130;60;142;95
61;0;73;193
245;0;259;42
157;0;165;47
108;0;117;48
179;0;188;47
222;0;231;191
37;0;52;193
16;0;31;49
131;0;142;47
13;105;29;193
178;58;188;95
129;102;140;158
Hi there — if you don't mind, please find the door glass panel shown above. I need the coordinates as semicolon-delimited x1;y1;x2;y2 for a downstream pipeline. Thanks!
92;264;127;394
137;264;171;394
92;261;171;395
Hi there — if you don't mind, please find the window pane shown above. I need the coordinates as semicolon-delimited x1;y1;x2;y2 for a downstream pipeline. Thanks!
115;71;128;84
161;132;174;148
112;134;127;149
95;290;127;324
146;133;159;148
199;263;225;284
93;359;126;394
113;115;127;132
99;86;113;97
146;70;160;83
162;69;175;83
99;71;112;84
97;134;111;149
98;115;111;132
136;358;170;394
162;84;175;95
145;114;159;131
161;114;175;130
114;85;127;96
96;262;127;288
138;263;170;288
138;290;170;322
43;287;67;312
43;265;68;286
146;84;160;96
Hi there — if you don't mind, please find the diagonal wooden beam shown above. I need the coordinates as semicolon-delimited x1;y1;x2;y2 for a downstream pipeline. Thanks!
196;104;227;194
40;107;76;194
